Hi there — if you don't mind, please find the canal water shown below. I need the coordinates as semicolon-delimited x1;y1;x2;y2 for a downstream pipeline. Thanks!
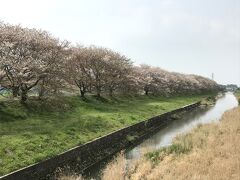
84;92;238;179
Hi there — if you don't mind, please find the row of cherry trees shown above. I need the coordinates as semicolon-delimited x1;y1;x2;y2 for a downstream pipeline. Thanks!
0;22;218;103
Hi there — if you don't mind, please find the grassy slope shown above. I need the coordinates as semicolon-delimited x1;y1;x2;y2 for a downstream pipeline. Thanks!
106;101;240;180
0;94;211;175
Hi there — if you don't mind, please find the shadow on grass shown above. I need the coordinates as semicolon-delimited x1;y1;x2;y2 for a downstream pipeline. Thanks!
92;95;110;103
0;102;26;122
80;96;94;103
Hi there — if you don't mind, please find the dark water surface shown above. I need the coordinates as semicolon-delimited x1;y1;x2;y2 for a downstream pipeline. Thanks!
84;92;238;179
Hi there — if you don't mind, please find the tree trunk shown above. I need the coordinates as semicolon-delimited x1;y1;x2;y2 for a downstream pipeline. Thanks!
144;86;149;95
20;90;28;103
38;89;44;100
12;86;19;97
38;86;45;100
96;86;101;97
20;84;28;103
38;80;45;100
38;89;45;100
97;91;101;97
80;89;85;98
109;88;113;97
145;90;149;95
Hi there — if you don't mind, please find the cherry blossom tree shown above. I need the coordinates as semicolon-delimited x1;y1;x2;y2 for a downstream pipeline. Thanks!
66;46;93;98
103;50;132;96
0;22;68;102
67;46;133;97
0;21;218;101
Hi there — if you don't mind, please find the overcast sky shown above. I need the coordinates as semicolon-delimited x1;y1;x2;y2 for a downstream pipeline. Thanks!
0;0;239;85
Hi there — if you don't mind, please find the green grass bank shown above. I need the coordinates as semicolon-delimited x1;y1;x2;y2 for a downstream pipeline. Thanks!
0;93;213;176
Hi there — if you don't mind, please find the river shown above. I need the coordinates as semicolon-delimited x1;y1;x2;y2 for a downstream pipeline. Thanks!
83;92;238;179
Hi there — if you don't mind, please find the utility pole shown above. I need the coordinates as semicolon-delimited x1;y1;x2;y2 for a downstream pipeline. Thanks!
211;73;214;80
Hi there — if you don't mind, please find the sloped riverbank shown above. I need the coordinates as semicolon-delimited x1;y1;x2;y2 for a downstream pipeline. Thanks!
1;101;202;180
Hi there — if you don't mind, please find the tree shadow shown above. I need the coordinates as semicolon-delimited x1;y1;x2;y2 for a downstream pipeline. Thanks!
80;96;92;103
0;102;26;122
92;95;109;103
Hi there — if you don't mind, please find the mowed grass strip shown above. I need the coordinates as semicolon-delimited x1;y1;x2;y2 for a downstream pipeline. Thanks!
0;94;210;175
